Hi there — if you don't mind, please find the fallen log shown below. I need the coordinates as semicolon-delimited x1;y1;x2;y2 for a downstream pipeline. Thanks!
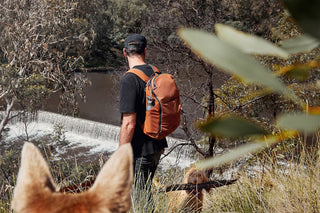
159;179;238;193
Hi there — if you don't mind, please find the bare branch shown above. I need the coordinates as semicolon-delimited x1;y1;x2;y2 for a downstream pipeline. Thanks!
59;178;238;194
159;178;238;192
181;109;207;157
161;142;193;160
231;95;267;112
0;89;9;101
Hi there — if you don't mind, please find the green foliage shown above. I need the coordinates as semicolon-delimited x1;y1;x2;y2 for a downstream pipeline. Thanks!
197;115;267;138
178;27;300;104
279;34;320;54
106;0;147;36
179;1;320;169
50;123;67;145
278;113;320;133
281;64;311;81
76;0;148;67
216;24;289;58
197;142;268;169
15;74;50;112
0;149;19;212
0;0;93;137
283;0;320;39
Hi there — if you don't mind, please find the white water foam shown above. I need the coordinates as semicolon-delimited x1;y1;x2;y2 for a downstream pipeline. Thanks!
3;111;197;170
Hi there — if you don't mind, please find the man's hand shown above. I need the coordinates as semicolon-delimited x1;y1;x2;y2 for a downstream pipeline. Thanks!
119;113;136;146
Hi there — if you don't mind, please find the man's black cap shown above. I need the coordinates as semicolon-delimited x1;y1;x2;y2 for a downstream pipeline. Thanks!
124;34;147;49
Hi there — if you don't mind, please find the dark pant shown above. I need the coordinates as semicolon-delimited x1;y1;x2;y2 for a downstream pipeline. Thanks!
133;151;162;212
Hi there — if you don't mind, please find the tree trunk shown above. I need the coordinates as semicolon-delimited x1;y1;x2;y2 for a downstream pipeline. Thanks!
205;68;216;177
0;98;14;139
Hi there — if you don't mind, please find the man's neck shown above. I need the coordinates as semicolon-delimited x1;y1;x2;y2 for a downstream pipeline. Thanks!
127;55;146;69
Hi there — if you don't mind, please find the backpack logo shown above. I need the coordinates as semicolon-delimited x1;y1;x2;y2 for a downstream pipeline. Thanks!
127;65;181;139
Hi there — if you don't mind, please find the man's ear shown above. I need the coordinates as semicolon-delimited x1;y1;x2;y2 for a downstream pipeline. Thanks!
143;48;146;57
123;48;128;57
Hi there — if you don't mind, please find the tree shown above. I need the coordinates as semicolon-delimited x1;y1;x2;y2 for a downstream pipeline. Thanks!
78;0;148;68
137;0;285;162
177;0;320;169
0;0;93;138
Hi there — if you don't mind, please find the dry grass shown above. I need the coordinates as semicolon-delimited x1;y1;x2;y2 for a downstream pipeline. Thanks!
202;155;320;213
1;137;320;213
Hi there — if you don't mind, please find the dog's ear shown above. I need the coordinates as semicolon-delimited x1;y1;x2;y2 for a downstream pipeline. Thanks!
12;142;56;211
89;143;133;212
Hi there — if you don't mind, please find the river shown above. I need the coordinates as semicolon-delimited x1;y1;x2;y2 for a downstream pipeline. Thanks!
46;71;194;139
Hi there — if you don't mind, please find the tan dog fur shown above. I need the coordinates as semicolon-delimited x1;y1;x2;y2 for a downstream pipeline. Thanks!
12;142;133;213
167;168;209;213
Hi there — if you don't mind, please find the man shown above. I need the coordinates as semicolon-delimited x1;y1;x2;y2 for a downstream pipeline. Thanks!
119;34;168;210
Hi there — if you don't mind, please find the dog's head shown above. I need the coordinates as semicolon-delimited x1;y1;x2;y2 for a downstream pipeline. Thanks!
184;168;209;185
12;142;133;213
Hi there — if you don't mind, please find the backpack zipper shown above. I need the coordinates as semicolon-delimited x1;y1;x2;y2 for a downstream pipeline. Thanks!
149;75;162;134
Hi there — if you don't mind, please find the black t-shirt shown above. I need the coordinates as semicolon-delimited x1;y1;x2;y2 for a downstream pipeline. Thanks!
119;64;168;158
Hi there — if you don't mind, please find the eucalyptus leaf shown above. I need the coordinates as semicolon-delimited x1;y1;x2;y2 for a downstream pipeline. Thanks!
279;34;320;54
197;142;266;169
278;64;311;81
215;24;289;58
197;116;267;138
178;28;300;104
197;131;297;169
278;113;320;133
283;65;311;81
283;0;320;40
308;106;320;114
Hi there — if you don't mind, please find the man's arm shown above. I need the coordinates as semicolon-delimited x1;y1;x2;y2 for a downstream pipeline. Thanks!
119;113;136;146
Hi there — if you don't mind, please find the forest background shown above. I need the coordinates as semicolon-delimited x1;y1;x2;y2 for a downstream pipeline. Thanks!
1;0;319;157
1;0;320;212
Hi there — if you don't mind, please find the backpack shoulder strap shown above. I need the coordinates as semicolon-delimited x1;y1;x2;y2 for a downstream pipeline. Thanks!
126;64;160;83
149;64;161;74
126;68;150;83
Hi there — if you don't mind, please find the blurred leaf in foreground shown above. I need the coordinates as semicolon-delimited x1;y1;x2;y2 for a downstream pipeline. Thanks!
215;24;289;58
277;113;320;133
197;130;298;169
279;35;320;54
197;115;267;138
178;28;301;106
277;64;311;81
308;106;320;114
283;0;320;40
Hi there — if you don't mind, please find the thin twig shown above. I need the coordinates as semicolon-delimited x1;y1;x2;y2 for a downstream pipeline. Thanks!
159;179;238;192
161;142;193;160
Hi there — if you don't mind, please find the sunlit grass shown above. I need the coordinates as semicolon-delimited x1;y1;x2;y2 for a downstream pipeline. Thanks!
203;152;320;212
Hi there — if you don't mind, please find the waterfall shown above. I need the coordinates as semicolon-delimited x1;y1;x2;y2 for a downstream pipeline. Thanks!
37;111;121;142
3;111;197;169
